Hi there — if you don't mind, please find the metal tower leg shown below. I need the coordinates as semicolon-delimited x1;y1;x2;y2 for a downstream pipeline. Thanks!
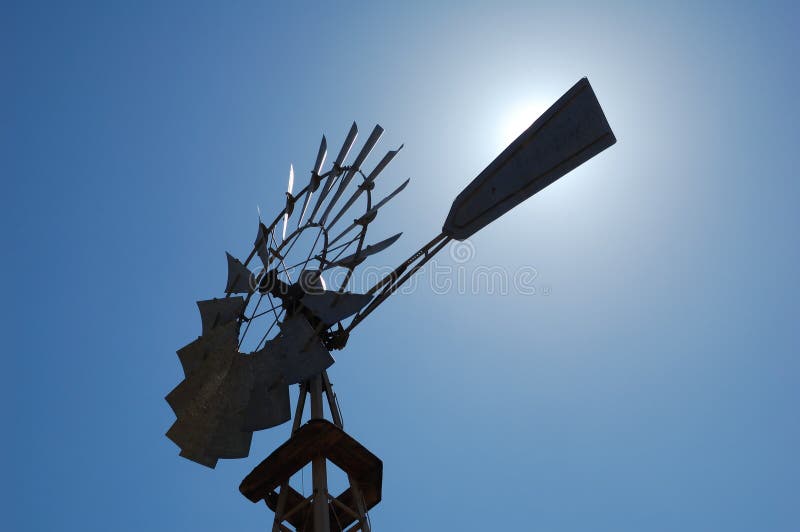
272;382;308;532
322;371;370;532
310;375;331;532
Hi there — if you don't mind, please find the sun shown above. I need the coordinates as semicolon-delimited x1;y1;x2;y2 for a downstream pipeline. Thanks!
498;100;548;149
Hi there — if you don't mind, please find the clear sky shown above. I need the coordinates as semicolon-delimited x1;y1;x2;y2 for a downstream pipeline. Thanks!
4;1;799;530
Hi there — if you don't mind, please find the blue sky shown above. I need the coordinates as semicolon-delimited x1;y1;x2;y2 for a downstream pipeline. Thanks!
4;1;799;530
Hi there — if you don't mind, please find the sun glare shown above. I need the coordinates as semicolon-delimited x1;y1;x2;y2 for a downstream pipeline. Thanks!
498;101;548;149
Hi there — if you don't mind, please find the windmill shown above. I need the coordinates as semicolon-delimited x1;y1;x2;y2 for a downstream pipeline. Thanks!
166;77;616;531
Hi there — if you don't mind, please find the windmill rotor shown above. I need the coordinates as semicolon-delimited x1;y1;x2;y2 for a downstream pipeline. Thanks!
166;77;616;531
166;121;403;469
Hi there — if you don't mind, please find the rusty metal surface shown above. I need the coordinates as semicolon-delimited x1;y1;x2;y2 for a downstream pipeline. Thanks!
443;77;616;240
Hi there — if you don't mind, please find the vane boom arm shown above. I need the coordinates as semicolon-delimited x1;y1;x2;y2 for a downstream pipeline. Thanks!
346;232;451;332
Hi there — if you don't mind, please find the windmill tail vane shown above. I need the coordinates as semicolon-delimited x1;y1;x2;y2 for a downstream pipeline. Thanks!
165;76;616;531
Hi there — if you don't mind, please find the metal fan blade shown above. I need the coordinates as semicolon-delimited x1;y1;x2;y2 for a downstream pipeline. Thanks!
172;367;253;460
443;77;616;240
307;174;334;223
328;178;409;246
226;252;255;294
178;447;218;469
197;297;245;335
206;354;255;458
307;123;358;222
319;125;383;225
313;135;328;175
323;233;402;270
166;321;254;463
370;177;409;212
297;193;313;229
298;136;327;227
334;121;359;168
174;321;240;380
326;145;403;229
254;222;271;269
282;164;294;241
242;349;291;431
167;397;253;461
167;421;218;468
166;323;240;415
267;315;335;384
300;290;373;325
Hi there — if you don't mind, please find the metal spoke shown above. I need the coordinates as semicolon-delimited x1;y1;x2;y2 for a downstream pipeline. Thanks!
296;226;325;275
238;293;264;347
269;229;294;284
249;301;284;321
326;234;361;265
254;308;284;351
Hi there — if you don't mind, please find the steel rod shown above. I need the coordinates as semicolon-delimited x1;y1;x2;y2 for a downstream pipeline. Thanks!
321;370;343;429
310;375;330;532
347;232;450;332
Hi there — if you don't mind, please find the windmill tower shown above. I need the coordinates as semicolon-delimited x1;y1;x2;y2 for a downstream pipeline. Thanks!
166;77;616;531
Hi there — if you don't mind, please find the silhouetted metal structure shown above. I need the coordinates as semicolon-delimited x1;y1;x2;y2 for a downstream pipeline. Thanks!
166;77;616;531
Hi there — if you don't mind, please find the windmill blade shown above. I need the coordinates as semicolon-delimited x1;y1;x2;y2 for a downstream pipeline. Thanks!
300;290;373;325
328;178;410;246
204;355;254;459
197;297;245;335
267;315;335;384
282;164;294;240
167;421;219;468
175;320;241;379
166;321;254;465
298;136;327;227
319;125;384;225
323;233;402;270
334;121;359;168
349;124;383;171
308;123;358;222
254;222;271;269
178;448;218;469
326;145;403;230
370;177;409;213
167;374;253;461
313;136;328;175
166;322;241;415
167;319;291;466
226;252;255;294
242;348;291;431
443;77;616;240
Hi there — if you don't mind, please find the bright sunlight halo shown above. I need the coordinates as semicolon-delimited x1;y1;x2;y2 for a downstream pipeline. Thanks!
498;101;548;149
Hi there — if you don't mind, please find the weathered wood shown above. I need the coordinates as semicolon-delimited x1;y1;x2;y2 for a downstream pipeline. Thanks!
240;419;382;510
